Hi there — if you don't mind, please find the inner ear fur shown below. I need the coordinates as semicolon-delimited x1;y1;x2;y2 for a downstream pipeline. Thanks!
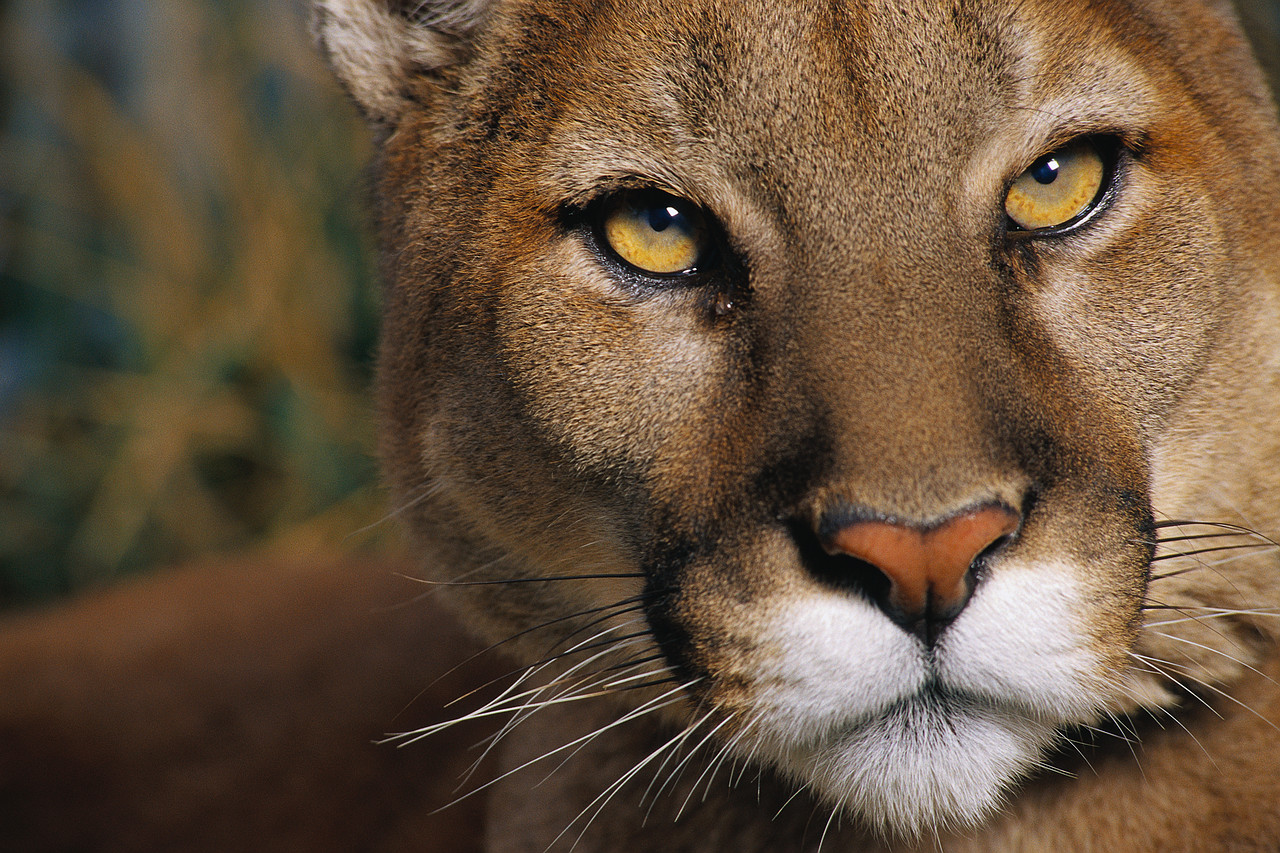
312;0;493;123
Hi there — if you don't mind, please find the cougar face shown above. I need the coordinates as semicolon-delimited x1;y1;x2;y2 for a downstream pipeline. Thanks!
318;0;1280;839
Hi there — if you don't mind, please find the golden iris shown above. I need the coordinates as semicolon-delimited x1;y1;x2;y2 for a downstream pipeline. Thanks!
601;191;707;275
1005;140;1105;231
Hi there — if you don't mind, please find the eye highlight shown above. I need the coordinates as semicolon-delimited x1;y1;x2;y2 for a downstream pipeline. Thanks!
599;190;709;275
1005;139;1107;232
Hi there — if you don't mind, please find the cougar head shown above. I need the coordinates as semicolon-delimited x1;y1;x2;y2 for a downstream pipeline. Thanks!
316;0;1280;836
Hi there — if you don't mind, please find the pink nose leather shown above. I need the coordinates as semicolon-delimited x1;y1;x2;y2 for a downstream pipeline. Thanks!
826;506;1020;619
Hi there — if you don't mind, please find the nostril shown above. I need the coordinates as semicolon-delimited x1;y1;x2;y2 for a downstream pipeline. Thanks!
810;503;1021;641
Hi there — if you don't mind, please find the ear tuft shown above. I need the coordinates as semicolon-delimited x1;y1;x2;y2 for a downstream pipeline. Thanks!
312;0;491;123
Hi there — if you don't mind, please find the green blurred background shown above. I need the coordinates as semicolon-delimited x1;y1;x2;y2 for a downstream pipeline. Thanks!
1;0;1278;611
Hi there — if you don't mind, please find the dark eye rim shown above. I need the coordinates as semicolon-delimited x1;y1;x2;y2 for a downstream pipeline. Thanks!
1004;135;1125;241
581;187;720;282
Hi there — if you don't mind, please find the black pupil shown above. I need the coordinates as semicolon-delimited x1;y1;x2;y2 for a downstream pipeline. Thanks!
1031;156;1060;185
647;204;679;232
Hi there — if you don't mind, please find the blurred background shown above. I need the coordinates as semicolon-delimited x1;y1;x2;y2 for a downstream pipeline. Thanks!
1;0;1279;611
1;0;388;609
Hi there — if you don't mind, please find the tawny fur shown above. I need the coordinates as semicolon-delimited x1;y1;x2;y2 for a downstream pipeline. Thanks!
334;0;1280;847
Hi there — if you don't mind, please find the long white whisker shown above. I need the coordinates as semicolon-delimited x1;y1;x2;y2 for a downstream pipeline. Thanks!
388;625;652;747
647;706;733;809
1146;631;1280;692
698;720;753;803
465;641;659;776
640;710;721;821
533;664;680;785
1145;607;1280;627
431;680;700;815
815;802;842;853
672;715;739;820
543;704;714;852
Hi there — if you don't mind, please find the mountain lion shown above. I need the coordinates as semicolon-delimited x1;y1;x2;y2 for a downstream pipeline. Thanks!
4;0;1277;851
313;0;1280;849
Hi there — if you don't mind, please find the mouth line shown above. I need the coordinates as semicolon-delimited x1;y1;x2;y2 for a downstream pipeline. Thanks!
805;681;1059;747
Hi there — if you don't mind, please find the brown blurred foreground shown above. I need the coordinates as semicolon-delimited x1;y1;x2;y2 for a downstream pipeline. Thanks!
0;554;501;852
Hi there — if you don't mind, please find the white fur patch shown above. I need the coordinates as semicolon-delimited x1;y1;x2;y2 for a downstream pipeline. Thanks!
736;559;1105;834
750;594;927;738
936;560;1104;721
801;700;1057;836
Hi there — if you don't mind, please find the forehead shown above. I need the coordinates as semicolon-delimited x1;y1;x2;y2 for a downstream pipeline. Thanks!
461;0;1166;206
477;0;1153;137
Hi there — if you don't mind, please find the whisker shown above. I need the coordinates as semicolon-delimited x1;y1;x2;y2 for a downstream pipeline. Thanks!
643;696;724;807
478;630;660;732
1128;698;1219;768
401;624;651;744
477;654;656;749
1140;597;1262;660
815;801;842;853
1150;542;1275;563
695;717;755;804
641;715;719;820
432;684;700;817
725;715;766;791
530;665;682;786
1131;648;1280;732
605;675;687;694
1028;754;1077;779
1151;520;1280;550
347;480;440;541
1149;546;1279;582
1146;631;1279;688
526;606;654;665
1152;519;1269;536
420;595;654;707
1151;531;1257;545
533;595;665;664
1143;607;1280;626
393;667;645;747
671;715;739;821
455;612;655;701
1128;652;1224;719
1052;730;1097;775
468;659;676;778
554;711;718;852
456;660;653;788
520;630;655;669
773;779;812;821
415;572;646;586
1128;646;1280;748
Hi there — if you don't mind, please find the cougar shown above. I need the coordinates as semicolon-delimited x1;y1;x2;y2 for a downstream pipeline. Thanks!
311;0;1280;849
4;0;1277;851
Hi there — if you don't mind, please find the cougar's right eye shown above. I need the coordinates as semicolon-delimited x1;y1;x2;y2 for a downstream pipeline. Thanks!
1005;138;1108;232
598;190;709;276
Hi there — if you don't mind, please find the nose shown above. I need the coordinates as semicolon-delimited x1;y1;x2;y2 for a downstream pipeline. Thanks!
821;504;1020;638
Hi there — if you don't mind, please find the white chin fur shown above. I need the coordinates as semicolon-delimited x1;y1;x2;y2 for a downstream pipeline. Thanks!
738;560;1103;835
790;699;1059;836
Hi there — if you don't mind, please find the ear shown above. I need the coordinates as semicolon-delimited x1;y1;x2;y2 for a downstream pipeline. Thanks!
312;0;492;123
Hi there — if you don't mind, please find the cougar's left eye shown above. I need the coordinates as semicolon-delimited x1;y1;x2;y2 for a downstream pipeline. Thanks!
1005;139;1107;232
598;190;709;275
